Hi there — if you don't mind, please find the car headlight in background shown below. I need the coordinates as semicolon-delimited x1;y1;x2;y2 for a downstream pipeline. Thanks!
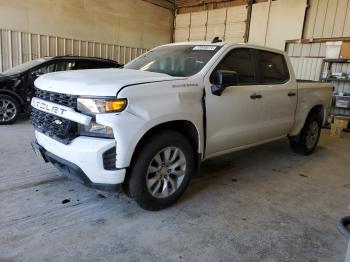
77;97;127;114
77;97;127;138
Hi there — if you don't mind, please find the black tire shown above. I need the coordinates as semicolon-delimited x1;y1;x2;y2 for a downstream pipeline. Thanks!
289;112;322;155
126;130;195;211
0;94;21;125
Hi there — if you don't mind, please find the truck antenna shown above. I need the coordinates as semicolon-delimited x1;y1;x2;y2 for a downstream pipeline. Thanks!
211;37;222;43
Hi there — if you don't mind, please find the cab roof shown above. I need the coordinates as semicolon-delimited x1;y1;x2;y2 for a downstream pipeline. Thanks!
160;41;286;55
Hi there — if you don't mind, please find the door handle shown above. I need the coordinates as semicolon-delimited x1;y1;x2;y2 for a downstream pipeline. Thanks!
288;92;296;97
250;93;262;99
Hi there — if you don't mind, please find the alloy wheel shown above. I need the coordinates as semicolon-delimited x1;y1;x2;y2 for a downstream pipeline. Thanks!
146;146;187;199
306;120;319;149
0;99;17;122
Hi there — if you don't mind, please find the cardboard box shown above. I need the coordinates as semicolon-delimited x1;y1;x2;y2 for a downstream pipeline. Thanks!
330;123;343;138
334;116;350;129
325;41;350;59
340;42;350;59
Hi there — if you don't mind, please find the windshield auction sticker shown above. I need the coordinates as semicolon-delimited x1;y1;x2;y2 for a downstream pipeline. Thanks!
193;46;217;51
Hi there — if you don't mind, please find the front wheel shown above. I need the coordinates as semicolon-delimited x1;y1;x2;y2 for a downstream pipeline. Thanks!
0;95;21;125
126;130;195;211
289;113;322;155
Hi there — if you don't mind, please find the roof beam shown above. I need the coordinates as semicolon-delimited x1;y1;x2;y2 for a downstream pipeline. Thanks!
142;0;176;10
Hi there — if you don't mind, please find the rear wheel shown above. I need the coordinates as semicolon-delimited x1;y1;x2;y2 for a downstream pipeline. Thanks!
126;130;195;211
0;95;21;125
289;112;322;155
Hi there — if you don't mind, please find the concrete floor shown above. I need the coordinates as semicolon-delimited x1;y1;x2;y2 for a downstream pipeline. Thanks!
0;118;349;262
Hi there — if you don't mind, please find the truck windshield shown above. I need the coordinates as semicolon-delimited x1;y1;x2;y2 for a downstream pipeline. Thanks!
2;58;47;76
124;45;221;77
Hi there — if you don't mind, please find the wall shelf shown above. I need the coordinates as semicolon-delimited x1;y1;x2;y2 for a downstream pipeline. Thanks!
321;78;350;82
320;58;350;117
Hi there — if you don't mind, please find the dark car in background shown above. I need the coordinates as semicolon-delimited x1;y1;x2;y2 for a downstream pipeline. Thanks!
0;56;121;124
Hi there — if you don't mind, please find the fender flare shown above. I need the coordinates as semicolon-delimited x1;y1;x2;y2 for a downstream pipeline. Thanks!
0;89;25;105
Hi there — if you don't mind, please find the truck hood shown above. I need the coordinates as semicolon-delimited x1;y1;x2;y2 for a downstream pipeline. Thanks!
34;69;183;96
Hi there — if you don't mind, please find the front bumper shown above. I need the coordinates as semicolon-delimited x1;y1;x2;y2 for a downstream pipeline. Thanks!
34;131;126;190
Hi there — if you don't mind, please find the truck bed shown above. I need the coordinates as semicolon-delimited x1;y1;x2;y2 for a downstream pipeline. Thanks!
289;81;333;135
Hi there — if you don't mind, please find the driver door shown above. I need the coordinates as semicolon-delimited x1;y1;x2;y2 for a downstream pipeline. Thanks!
204;48;266;156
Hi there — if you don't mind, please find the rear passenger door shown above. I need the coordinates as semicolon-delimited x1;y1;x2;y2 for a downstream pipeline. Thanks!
255;50;297;139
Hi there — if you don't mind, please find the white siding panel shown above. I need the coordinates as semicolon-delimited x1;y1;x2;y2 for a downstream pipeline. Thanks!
315;59;323;81
301;44;311;56
226;5;247;23
175;27;189;42
206;24;225;40
0;28;148;72
300;58;307;79
175;6;247;43
249;0;306;50
303;0;350;38
322;0;338;37
312;0;328;38
290;57;323;80
332;0;349;37
225;22;246;42
310;43;321;57
206;9;226;41
319;42;327;57
292;43;302;56
175;13;191;28
265;0;307;50
190;11;207;27
303;0;319;39
189;26;206;41
189;11;207;41
287;43;294;56
343;0;350;36
309;58;317;80
207;9;226;25
248;2;269;46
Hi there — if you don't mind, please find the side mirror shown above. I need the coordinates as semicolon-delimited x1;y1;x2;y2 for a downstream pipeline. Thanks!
211;70;238;96
30;71;43;79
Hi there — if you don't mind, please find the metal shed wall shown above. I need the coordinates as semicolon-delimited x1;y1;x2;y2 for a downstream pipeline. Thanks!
303;0;350;39
0;29;148;72
287;42;350;116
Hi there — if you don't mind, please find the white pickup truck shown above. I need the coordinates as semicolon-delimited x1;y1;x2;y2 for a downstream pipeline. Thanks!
31;41;332;210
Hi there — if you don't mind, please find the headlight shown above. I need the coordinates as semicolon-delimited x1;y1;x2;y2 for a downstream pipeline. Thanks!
77;97;125;138
78;121;114;138
77;98;127;114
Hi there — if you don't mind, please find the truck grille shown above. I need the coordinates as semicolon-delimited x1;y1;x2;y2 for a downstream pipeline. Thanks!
31;89;78;144
35;88;77;108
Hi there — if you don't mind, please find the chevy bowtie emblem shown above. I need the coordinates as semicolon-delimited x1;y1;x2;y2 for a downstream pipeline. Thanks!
54;119;63;125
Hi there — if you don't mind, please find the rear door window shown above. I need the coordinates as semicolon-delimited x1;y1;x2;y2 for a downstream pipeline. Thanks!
99;61;118;68
75;60;99;69
258;50;289;84
54;61;76;71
